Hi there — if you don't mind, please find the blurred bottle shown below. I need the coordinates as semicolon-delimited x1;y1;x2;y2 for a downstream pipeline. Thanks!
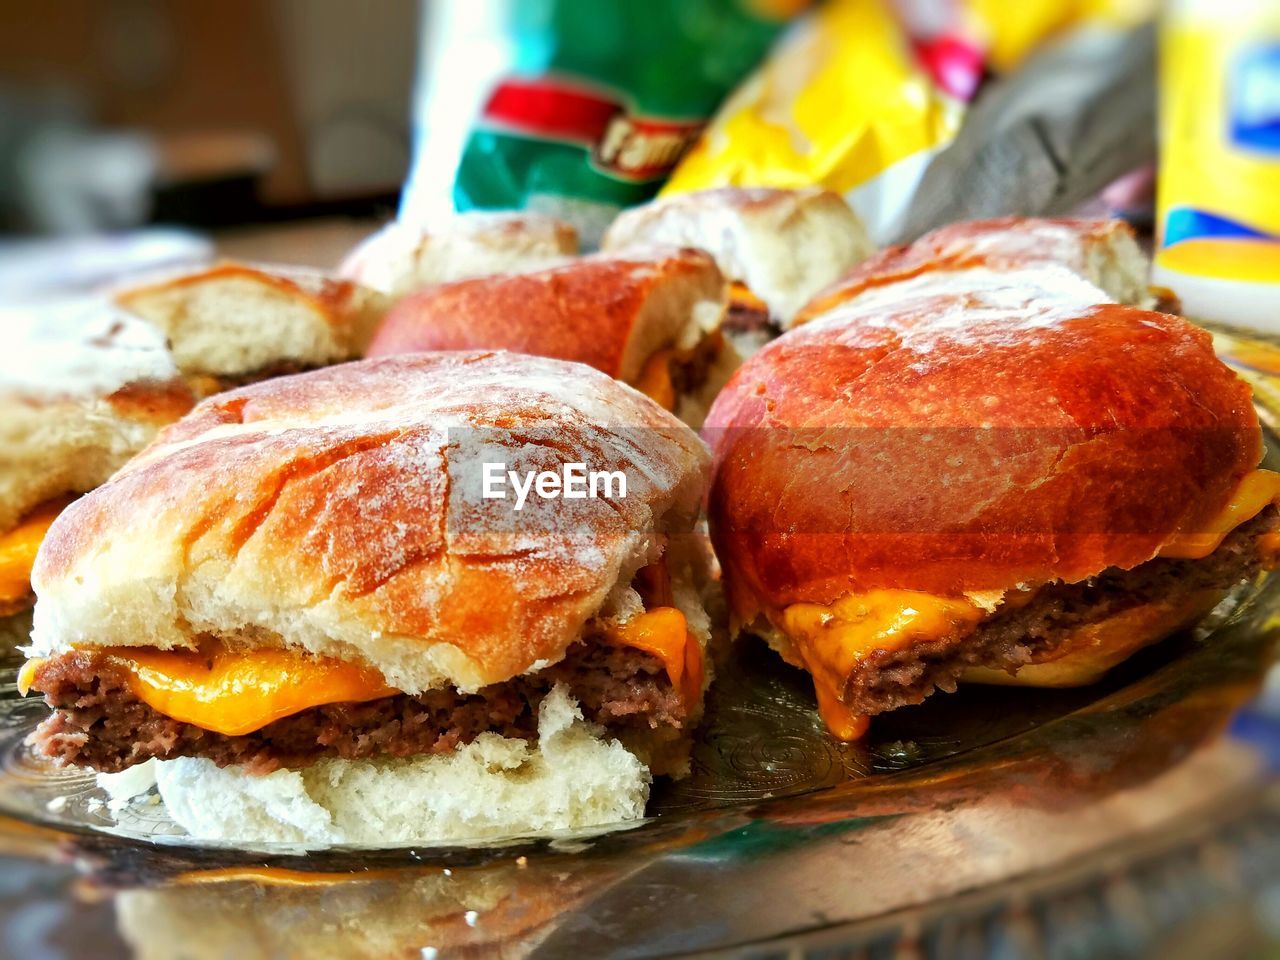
1153;0;1280;333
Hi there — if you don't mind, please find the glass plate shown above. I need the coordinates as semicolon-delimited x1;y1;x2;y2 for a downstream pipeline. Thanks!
0;437;1277;958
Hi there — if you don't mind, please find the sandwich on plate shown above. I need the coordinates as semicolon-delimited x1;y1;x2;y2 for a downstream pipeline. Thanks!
703;267;1278;739
21;351;713;844
0;302;194;638
796;216;1158;324
367;246;734;428
339;211;579;300
115;263;390;397
603;187;874;354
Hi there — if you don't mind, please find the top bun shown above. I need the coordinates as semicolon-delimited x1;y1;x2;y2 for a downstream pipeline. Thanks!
115;263;389;380
338;212;579;299
603;187;874;326
797;217;1151;324
366;247;726;386
31;352;711;694
0;300;194;533
704;269;1259;623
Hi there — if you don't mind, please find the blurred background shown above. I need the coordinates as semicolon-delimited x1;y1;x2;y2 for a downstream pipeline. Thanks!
1;2;1279;956
0;0;417;280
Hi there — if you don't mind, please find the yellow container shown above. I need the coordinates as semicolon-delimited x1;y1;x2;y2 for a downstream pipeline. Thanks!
1153;0;1280;332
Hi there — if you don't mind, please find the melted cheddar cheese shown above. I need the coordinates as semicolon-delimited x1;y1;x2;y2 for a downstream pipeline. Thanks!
606;606;703;706
23;646;397;737
1159;469;1280;559
20;608;702;735
779;591;985;741
776;470;1280;740
634;349;677;411
0;498;72;604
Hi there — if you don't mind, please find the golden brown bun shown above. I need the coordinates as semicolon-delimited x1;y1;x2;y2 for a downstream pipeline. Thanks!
0;301;195;533
115;263;389;378
704;276;1260;625
796;217;1151;324
603;187;874;327
367;247;726;385
30;352;711;694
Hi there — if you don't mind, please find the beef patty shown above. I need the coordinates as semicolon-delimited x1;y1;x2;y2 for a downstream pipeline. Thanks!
846;505;1280;716
27;640;686;775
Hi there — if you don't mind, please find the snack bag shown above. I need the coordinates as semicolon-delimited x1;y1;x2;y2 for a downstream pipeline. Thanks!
965;0;1157;73
663;0;1160;244
661;0;975;243
402;0;804;245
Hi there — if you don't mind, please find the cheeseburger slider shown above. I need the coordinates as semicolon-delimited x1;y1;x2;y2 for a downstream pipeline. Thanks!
0;302;194;630
705;271;1279;739
339;211;579;300
367;246;734;428
115;263;389;397
603;187;874;354
22;352;713;844
795;217;1155;325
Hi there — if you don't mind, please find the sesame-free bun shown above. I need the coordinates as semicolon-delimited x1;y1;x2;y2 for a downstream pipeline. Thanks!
797;217;1151;324
338;212;579;299
149;685;648;845
115;263;389;380
0;301;194;534
704;268;1260;625
31;352;711;694
603;187;874;327
367;247;726;385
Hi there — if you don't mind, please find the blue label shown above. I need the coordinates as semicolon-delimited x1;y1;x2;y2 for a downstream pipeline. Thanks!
1231;43;1280;154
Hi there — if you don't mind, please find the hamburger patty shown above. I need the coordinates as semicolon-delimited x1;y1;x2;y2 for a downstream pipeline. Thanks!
27;641;686;775
846;506;1280;716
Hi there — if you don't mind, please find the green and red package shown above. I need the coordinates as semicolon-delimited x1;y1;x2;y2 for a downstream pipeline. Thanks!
404;0;803;244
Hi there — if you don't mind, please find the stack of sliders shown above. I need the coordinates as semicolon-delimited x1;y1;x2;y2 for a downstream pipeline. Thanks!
0;303;195;638
604;187;875;355
339;210;579;300
795;216;1159;324
20;351;713;844
704;224;1279;739
115;262;390;397
367;247;733;428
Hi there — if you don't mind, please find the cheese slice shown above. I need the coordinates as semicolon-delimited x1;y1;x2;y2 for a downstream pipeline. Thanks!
779;591;985;741
606;606;703;706
20;607;702;736
97;647;393;737
0;498;72;605
1158;469;1280;559
776;470;1280;740
634;349;677;411
728;282;770;315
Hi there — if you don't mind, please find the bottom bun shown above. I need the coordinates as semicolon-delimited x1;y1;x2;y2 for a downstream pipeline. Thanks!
147;685;650;845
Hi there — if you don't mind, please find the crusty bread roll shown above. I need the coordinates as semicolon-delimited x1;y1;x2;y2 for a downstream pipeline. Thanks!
603;188;875;331
26;351;714;844
705;268;1270;732
0;301;194;615
366;246;732;428
796;217;1152;324
150;686;648;845
31;352;710;691
338;211;579;299
115;263;389;385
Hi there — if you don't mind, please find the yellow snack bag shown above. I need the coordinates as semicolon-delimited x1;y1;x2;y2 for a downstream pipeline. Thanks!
664;0;1160;243
662;0;969;241
966;0;1158;73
